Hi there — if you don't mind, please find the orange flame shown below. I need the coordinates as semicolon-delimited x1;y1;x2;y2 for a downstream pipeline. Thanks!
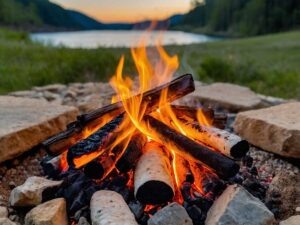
63;25;215;203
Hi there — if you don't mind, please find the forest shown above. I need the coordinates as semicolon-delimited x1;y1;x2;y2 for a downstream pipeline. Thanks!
177;0;300;36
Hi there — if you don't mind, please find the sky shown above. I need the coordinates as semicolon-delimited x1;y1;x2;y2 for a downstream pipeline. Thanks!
50;0;191;23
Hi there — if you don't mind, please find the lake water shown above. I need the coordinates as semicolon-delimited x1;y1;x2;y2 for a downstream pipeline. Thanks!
31;30;220;48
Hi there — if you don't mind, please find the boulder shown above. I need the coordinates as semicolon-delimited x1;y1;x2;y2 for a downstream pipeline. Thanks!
91;190;138;225
9;176;63;207
205;184;275;225
0;218;17;225
279;215;300;225
25;198;68;225
234;102;300;158
176;83;263;112
148;202;193;225
0;96;78;163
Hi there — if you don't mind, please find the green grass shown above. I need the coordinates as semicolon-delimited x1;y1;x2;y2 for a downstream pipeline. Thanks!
0;28;300;99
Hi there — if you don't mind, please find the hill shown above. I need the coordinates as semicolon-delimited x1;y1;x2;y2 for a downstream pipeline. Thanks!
0;0;183;31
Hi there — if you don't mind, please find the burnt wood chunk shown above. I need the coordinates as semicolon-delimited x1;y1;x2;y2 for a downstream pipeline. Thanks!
43;74;195;156
143;115;240;179
134;141;175;205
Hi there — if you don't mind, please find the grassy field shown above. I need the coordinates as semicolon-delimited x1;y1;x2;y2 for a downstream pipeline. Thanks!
0;29;299;99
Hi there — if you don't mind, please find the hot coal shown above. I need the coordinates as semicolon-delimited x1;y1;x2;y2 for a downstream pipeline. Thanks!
83;160;105;179
185;205;205;225
128;201;145;220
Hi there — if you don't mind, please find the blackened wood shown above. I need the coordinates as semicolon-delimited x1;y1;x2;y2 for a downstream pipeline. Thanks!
67;113;125;167
134;141;174;205
43;74;195;156
116;134;147;173
143;115;239;179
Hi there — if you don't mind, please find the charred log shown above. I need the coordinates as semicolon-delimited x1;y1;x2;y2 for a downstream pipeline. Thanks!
134;141;175;205
43;74;195;156
143;115;239;179
67;113;125;168
83;134;146;179
116;134;147;173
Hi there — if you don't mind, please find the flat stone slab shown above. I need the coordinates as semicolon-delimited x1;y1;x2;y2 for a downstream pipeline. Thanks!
0;96;78;163
280;215;300;225
177;83;263;112
234;102;300;158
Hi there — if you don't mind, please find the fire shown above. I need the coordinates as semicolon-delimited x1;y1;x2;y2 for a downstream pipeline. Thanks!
64;27;216;202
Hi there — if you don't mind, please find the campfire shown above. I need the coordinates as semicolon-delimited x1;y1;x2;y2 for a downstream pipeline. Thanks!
40;33;254;225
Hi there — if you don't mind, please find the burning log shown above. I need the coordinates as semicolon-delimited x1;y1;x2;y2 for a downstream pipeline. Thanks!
171;105;214;123
189;162;224;198
43;74;195;156
67;113;126;168
82;133;146;179
143;115;239;179
170;105;227;129
134;141;175;205
91;190;138;225
115;133;147;173
178;118;249;159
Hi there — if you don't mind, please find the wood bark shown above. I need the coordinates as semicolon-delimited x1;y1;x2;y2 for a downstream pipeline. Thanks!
134;141;175;205
143;115;240;179
43;74;195;156
91;190;138;225
178;118;249;159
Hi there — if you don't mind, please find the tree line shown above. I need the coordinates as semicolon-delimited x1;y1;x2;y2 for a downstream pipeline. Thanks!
179;0;300;36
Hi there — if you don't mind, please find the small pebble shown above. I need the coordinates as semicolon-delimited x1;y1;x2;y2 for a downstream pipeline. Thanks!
296;207;300;213
8;181;16;189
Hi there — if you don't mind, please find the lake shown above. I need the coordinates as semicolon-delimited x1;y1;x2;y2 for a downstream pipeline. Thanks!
31;30;220;48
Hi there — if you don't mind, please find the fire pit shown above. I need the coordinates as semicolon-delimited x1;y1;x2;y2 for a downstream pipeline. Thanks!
4;33;299;225
36;37;267;225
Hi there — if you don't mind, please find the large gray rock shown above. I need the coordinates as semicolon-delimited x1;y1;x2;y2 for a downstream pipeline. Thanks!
205;184;275;225
177;83;263;112
148;202;193;225
0;96;78;163
234;102;300;158
25;198;68;225
9;176;63;207
280;215;300;225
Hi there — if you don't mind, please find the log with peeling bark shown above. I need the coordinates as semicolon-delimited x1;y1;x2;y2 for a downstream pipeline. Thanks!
143;115;239;179
91;190;138;225
178;118;249;159
134;141;175;205
42;74;195;156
